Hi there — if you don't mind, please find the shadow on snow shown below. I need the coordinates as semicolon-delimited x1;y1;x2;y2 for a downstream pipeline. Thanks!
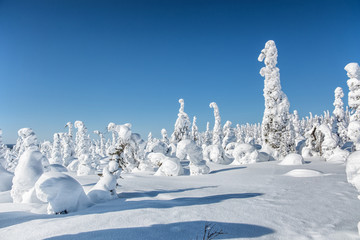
45;221;275;240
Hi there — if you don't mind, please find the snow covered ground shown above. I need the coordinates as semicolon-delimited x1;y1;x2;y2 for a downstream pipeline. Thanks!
1;157;360;240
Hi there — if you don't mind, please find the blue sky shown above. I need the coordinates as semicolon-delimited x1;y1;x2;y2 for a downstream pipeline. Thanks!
0;0;359;143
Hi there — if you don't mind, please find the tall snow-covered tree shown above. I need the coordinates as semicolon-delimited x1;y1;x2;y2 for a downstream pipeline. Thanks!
210;102;222;145
74;121;94;176
345;62;360;121
258;40;294;158
222;121;236;149
202;122;212;147
332;87;347;145
171;99;191;144
94;130;106;157
191;116;199;143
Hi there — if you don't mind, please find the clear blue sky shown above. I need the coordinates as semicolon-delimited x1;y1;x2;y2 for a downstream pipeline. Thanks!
0;0;359;143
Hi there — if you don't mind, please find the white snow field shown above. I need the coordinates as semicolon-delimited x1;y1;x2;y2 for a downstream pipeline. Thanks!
0;157;360;240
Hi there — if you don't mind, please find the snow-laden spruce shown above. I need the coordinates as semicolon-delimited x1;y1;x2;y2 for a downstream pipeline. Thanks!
94;130;106;157
258;40;295;158
176;139;210;175
171;99;191;144
345;63;360;121
74;121;94;176
0;130;13;191
35;172;92;214
11;128;48;203
332;87;347;145
49;133;62;165
191;116;199;143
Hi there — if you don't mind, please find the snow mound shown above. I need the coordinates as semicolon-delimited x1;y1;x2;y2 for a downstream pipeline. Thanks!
49;164;68;172
284;169;324;177
346;151;360;191
0;165;13;192
67;159;79;172
154;157;184;176
87;167;118;203
35;172;92;214
279;153;304;165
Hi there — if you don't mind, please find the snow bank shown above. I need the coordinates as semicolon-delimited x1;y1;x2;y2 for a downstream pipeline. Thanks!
279;153;304;165
346;151;360;192
87;167;118;203
0;164;13;192
284;169;324;177
154;157;184;176
231;143;268;165
11;149;45;203
35;172;92;214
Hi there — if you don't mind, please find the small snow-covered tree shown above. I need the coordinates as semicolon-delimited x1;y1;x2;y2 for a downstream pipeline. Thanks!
161;129;170;145
171;99;191;144
74;121;94;176
191;116;199;143
222;121;236;149
210;102;222;145
0;129;7;169
94;130;106;157
345;62;360;121
332;87;347;145
258;40;294;158
49;133;63;165
202;122;212;147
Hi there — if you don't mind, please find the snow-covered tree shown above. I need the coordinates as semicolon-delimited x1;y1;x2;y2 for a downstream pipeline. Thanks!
210;102;222;145
345;62;360;121
74;121;94;176
171;99;191;144
258;40;294;158
332;87;347;145
49;133;63;165
61;133;74;166
161;129;170;145
222;121;236;149
202;122;212;147
0;129;6;169
191;116;199;143
11;128;48;203
94;130;106;157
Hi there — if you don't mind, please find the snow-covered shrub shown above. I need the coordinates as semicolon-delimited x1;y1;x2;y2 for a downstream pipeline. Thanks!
345;62;360;121
40;141;52;160
176;139;210;175
161;128;170;145
154;157;184;176
0;129;7;169
317;124;338;160
203;144;229;164
171;99;191;144
49;133;63;165
87;166;118;203
279;153;304;165
231;143;268;165
147;152;168;167
35;172;92;214
11;129;48;203
258;40;295;158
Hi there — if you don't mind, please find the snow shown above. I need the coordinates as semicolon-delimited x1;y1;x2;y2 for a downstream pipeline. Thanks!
87;166;118;203
231;143;268;165
35;172;92;214
279;153;305;165
0;158;360;239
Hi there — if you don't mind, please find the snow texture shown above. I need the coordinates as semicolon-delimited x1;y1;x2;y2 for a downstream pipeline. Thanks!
87;166;118;203
279;153;305;165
